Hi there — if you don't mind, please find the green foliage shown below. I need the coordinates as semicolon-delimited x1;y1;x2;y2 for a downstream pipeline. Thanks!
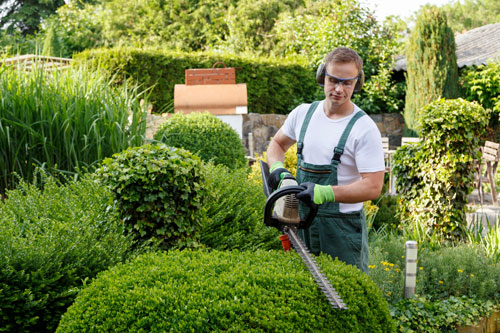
391;295;498;332
95;144;206;250
404;7;460;135
41;24;62;57
154;112;247;169
57;250;395;332
74;47;318;115
372;194;401;231
0;0;65;35
369;235;500;331
0;173;135;332
393;99;490;242
439;0;500;33
460;61;500;141
75;48;318;114
0;64;146;194
199;163;281;251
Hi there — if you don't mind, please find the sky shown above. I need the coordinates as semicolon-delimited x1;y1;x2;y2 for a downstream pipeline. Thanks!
361;0;453;21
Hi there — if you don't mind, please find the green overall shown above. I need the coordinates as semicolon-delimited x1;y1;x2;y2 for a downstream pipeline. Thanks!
296;101;369;274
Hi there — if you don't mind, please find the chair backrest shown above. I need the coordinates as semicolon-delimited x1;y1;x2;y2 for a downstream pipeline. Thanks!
381;137;390;153
401;137;421;146
482;141;500;163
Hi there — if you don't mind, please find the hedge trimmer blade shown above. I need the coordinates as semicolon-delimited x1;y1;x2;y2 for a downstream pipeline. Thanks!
284;226;347;310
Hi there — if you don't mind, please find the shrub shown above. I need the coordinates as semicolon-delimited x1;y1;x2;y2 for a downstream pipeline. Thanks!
248;143;298;184
372;194;400;231
391;295;498;332
404;7;459;135
154;112;247;169
74;47;318;115
57;250;395;332
0;173;135;332
0;64;146;194
199;163;281;251
393;98;490;242
95;144;206;250
460;61;500;141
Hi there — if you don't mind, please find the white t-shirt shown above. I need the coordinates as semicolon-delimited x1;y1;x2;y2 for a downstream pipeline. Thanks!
282;100;385;213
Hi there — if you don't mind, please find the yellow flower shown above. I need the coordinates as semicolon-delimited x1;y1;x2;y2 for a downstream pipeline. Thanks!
395;268;401;273
389;263;394;267
457;269;463;273
368;265;376;269
439;280;444;284
389;281;393;283
384;268;390;271
401;256;405;259
419;267;423;270
387;291;392;296
470;274;475;277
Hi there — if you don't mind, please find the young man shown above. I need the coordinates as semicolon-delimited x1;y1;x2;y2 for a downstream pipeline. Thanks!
266;47;385;273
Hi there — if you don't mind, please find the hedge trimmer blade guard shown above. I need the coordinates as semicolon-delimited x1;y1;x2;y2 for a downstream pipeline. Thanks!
260;160;347;310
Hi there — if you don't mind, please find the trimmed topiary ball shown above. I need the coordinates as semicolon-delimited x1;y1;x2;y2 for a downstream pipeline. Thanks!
57;250;395;332
154;112;247;169
95;144;206;249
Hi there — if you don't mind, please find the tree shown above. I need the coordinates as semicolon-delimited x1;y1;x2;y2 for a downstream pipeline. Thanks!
439;0;500;33
0;0;65;35
404;7;459;135
41;24;62;57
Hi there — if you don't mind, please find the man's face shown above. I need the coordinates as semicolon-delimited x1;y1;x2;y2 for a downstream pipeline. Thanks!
323;62;359;107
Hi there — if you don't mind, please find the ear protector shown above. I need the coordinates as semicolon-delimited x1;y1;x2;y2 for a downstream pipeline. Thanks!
316;63;364;92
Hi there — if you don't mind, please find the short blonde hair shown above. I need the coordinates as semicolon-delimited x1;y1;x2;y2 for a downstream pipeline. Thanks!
325;47;363;73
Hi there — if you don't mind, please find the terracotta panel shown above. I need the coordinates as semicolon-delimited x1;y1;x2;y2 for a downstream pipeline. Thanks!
174;84;247;115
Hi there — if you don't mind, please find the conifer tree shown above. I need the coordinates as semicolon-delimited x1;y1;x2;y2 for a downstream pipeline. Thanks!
42;24;62;57
404;7;459;135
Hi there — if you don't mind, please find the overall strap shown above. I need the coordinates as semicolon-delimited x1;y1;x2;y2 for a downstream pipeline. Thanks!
331;110;367;165
297;101;320;161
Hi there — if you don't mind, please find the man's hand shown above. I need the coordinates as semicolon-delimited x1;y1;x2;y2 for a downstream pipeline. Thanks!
297;182;335;205
268;161;292;191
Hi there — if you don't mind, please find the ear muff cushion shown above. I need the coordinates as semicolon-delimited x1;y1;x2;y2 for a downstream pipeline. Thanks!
316;63;325;86
354;70;364;92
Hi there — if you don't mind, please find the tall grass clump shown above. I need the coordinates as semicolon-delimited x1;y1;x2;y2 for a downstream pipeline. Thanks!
0;63;146;193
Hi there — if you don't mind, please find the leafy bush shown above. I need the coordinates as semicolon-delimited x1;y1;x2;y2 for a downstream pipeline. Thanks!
199;163;280;251
0;173;135;332
372;194;401;231
404;6;459;135
74;47;318;115
391;295;498;332
95;144;206;250
460;61;500;141
248;143;298;184
57;250;395;332
0;64;146;194
393;98;490;242
154;112;247;169
369;236;500;331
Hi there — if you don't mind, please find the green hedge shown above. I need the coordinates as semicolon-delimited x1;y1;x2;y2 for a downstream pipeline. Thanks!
0;174;135;332
57;250;395;332
73;47;319;114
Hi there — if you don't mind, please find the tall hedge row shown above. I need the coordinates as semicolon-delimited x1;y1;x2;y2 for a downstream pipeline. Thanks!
73;47;319;115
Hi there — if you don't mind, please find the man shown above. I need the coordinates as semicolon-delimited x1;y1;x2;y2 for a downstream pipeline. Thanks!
266;47;385;273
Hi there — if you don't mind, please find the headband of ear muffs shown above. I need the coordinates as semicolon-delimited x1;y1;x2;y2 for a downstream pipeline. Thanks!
315;63;364;92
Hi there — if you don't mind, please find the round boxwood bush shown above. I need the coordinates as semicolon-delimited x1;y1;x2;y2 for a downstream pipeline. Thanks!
153;112;247;169
95;144;206;249
57;250;395;332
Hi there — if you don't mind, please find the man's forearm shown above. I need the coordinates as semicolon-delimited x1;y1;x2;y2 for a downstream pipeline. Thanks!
331;171;385;203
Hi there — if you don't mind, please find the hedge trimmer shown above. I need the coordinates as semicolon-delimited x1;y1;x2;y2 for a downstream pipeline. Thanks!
260;160;347;310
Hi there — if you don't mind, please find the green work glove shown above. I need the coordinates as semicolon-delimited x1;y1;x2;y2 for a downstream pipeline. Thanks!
297;182;335;205
268;161;293;191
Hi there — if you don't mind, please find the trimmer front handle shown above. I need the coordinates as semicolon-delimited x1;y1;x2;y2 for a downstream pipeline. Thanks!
263;185;318;231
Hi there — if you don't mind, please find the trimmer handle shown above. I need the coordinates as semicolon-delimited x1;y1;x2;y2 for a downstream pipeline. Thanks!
264;185;318;231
